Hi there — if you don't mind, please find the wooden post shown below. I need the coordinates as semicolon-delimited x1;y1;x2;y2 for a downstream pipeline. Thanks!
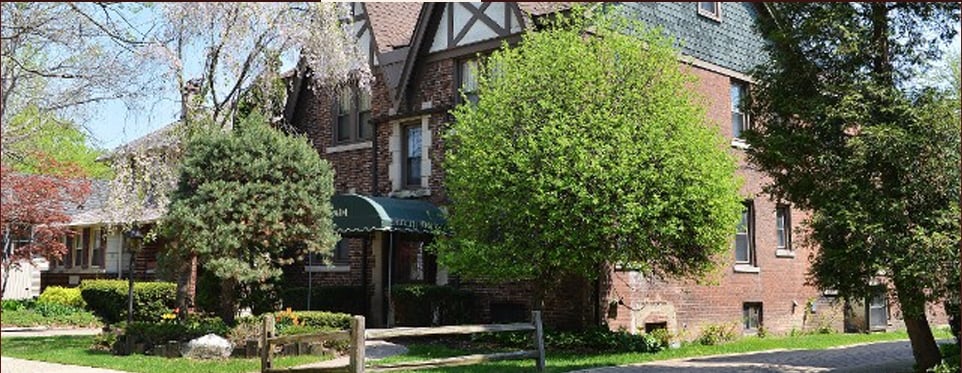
246;339;259;358
532;311;545;372
261;314;275;373
349;315;366;373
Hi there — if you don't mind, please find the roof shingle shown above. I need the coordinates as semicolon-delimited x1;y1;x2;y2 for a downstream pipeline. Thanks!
365;2;422;53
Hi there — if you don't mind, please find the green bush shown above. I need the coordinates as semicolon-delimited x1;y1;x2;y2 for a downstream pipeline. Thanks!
391;285;476;326
280;286;365;315
697;322;738;346
2;298;34;311
930;343;960;373
79;280;177;324
38;286;87;309
274;309;352;330
647;328;673;349
123;315;229;353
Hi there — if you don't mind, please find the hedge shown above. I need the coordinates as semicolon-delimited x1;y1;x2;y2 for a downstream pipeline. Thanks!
38;286;87;309
280;286;364;315
79;279;177;324
274;309;353;330
123;315;229;353
391;284;476;326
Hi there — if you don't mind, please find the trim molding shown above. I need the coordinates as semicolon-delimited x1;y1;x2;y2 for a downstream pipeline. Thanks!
680;55;755;84
326;141;373;154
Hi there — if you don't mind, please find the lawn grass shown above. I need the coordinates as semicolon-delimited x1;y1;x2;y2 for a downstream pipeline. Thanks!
0;335;324;373
372;328;953;373
1;308;101;328
1;328;951;373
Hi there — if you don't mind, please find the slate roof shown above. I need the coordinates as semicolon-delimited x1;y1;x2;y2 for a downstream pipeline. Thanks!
64;179;109;217
366;2;422;52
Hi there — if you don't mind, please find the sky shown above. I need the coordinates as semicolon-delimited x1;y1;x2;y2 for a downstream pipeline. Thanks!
81;8;962;151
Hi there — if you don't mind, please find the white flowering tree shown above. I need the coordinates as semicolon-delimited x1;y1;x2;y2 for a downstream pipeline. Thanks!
100;2;370;314
1;2;150;161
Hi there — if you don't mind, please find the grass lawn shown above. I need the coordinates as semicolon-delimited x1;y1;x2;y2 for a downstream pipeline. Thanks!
1;328;951;373
0;335;324;373
372;328;954;373
1;308;101;328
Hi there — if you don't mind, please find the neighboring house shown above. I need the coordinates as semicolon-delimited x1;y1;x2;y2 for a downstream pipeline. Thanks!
41;180;166;289
41;124;178;289
1;258;46;300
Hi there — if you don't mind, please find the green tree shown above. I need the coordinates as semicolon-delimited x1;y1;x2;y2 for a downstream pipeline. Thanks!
3;106;112;179
434;8;743;315
744;3;959;370
162;113;338;323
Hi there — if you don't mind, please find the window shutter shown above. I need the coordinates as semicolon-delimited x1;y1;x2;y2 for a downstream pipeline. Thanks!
82;228;91;268
64;235;73;269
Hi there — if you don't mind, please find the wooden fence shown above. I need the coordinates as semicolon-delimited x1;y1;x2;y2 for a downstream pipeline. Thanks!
261;311;545;373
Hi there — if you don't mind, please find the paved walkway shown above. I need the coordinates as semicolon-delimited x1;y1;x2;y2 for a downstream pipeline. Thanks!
575;340;920;373
1;356;127;373
1;327;101;338
293;340;408;370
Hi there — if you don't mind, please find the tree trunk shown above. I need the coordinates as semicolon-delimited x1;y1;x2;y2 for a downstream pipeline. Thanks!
894;280;941;371
174;255;190;319
904;316;941;372
219;278;237;325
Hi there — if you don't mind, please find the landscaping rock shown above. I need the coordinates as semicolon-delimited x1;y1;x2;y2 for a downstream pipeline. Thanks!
181;334;233;359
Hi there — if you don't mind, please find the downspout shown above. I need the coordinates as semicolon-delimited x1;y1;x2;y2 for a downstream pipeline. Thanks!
372;119;379;197
361;236;369;318
387;231;394;327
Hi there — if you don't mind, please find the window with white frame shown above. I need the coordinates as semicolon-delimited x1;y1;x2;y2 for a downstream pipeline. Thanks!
90;228;105;267
73;229;84;267
735;201;755;265
402;122;423;188
775;205;791;251
698;2;721;20
731;80;750;139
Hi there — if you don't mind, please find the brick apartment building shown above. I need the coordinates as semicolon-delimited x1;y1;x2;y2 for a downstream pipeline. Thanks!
281;2;943;336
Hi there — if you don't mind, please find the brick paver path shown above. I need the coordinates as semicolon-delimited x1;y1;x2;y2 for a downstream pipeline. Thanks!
575;340;921;373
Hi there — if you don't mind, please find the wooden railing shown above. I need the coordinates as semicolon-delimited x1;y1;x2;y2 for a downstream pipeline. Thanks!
261;311;546;373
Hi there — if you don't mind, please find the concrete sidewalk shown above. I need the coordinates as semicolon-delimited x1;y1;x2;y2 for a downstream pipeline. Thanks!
1;357;127;373
1;327;101;338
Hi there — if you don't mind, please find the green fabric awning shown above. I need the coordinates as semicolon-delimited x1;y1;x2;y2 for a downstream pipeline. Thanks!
331;194;445;234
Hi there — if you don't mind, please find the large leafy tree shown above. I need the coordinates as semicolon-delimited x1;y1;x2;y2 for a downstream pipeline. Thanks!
3;106;112;180
744;3;959;369
435;8;742;312
162;114;338;323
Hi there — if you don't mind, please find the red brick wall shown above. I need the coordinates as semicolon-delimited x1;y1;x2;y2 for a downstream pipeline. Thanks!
290;41;952;333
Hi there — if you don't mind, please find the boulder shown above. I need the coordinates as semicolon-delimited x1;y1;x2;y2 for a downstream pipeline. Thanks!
181;333;233;359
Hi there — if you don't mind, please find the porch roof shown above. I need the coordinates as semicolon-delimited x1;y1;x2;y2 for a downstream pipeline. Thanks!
332;194;444;235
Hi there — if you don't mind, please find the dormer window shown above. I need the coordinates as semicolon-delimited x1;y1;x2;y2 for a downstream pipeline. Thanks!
698;2;721;21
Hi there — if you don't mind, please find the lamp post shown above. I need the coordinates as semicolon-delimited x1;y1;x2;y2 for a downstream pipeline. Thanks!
124;226;143;354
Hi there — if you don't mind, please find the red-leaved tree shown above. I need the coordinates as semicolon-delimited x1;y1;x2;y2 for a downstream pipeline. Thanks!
1;156;90;298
